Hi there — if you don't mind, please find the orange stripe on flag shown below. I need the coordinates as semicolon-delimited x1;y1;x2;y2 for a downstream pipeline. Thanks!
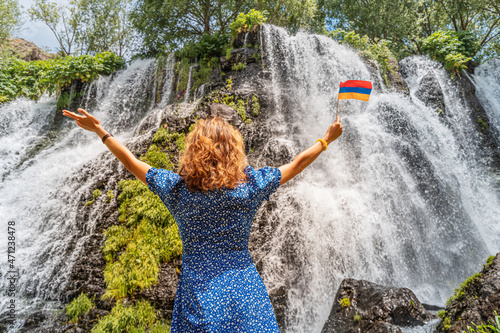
338;92;370;101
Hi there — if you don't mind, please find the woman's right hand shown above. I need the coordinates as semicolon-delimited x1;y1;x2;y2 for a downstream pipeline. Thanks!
322;115;343;144
62;108;102;133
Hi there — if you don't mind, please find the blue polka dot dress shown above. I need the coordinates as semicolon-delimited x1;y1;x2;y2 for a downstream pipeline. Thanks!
146;165;282;332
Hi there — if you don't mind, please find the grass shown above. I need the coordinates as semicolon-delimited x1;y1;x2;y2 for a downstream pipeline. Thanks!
65;292;95;324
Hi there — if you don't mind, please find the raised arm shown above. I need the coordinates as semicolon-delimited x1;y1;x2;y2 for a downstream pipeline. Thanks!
278;116;343;185
62;108;151;185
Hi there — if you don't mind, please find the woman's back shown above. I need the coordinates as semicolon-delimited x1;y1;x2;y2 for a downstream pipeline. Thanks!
146;164;282;332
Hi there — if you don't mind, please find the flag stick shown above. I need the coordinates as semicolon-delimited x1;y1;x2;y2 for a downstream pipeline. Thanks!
336;98;339;119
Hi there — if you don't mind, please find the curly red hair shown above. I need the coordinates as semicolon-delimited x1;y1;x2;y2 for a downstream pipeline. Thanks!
179;116;248;192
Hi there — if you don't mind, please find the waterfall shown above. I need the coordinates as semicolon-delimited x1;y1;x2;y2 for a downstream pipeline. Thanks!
254;25;500;332
0;58;173;331
473;58;500;141
184;65;196;102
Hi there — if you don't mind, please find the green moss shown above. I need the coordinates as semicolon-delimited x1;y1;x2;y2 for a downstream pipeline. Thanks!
251;94;260;116
478;117;488;131
353;312;361;322
236;99;246;121
101;179;182;300
91;299;157;333
485;255;495;268
226;79;233;90
176;58;191;96
85;189;102;206
339;297;351;308
65;292;95;324
152;127;186;153
106;190;114;203
252;53;261;62
232;62;246;71
139;144;173;170
446;272;481;305
225;47;233;60
443;316;451;330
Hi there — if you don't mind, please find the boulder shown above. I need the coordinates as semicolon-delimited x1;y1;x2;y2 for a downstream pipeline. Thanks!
437;253;500;332
414;71;446;113
209;103;243;127
321;278;436;333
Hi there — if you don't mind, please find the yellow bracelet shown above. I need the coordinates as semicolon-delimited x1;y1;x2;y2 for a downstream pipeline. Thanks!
316;139;327;151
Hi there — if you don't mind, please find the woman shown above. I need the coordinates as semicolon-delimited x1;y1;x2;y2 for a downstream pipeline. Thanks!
62;108;343;332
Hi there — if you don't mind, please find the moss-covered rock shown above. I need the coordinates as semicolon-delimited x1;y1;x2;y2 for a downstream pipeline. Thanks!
437;253;500;332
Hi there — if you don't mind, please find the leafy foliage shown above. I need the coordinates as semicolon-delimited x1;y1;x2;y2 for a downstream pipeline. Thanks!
65;292;95;323
421;30;480;72
90;299;158;332
130;0;252;56
464;312;500;333
102;178;182;300
0;0;21;41
0;52;125;103
255;0;321;33
328;29;396;86
229;9;267;40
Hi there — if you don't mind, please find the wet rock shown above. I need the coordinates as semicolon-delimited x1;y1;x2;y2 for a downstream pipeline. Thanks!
321;278;436;333
437;253;500;332
414;71;446;113
209;103;242;126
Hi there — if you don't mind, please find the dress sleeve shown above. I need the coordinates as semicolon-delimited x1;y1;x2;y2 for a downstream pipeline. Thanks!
252;166;282;202
145;167;182;207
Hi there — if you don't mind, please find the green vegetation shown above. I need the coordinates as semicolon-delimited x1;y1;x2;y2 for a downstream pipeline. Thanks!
232;62;246;71
251;94;260;116
90;299;159;332
65;292;95;324
447;272;481;305
102;178;182;300
236;98;247;121
478;117;489;132
85;189;103;206
106;190;114;203
152;127;186;152
353;312;361;322
339;297;351;308
139;144;173;170
463;312;500;333
29;0;133;56
0;52;125;103
0;0;21;41
328;29;396;87
421;30;480;73
484;256;495;268
229;9;267;41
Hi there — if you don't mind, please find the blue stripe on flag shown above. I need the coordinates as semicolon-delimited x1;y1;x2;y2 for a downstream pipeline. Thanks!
339;87;372;94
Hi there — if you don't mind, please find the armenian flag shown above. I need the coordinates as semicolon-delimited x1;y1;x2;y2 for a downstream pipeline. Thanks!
338;80;372;102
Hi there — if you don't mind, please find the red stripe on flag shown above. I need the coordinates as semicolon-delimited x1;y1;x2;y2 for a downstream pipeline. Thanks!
340;80;372;89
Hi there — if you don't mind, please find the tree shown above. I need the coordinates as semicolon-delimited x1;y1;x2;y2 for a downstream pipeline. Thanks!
73;0;134;56
0;0;21;41
254;0;322;33
130;0;253;55
28;0;79;55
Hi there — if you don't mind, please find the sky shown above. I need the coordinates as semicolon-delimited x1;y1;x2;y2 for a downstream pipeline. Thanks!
17;0;67;52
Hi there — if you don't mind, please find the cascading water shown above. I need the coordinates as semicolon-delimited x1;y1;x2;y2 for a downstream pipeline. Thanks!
473;58;500;141
0;57;174;331
253;25;500;332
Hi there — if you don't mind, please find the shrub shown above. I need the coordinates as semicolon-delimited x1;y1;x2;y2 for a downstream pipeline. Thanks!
421;30;480;73
328;29;396;87
0;52;125;103
230;9;267;41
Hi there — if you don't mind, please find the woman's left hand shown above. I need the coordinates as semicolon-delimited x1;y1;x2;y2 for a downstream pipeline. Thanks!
62;108;102;133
